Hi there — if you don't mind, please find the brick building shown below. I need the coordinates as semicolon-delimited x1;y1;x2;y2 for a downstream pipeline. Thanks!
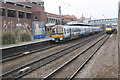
0;0;47;32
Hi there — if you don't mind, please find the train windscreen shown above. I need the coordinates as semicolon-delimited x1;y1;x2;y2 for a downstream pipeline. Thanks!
52;28;63;35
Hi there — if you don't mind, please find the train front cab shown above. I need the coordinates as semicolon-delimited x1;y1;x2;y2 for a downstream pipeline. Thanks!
51;26;64;43
105;26;113;34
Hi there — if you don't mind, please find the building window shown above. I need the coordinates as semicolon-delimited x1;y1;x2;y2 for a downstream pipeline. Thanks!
0;8;5;16
34;16;38;20
32;2;37;5
38;3;42;6
17;4;24;7
26;13;32;19
18;11;25;18
32;2;44;6
25;6;32;9
7;9;16;17
6;2;15;5
38;3;44;6
41;4;44;6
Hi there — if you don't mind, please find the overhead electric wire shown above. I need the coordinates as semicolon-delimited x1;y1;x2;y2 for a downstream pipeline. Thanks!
56;0;110;19
55;0;79;17
56;0;97;19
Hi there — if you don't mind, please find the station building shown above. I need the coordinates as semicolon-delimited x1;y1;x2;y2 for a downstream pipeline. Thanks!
0;0;47;33
46;13;77;31
46;13;62;31
46;13;69;31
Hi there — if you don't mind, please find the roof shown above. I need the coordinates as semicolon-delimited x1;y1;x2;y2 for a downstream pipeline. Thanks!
78;17;86;21
47;13;61;18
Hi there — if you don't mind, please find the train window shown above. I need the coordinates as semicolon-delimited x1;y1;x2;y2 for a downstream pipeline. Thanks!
64;29;66;34
57;28;63;33
66;29;70;33
71;29;74;32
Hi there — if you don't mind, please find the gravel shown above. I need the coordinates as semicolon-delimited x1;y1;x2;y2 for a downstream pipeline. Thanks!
74;34;118;78
2;34;100;74
22;34;104;78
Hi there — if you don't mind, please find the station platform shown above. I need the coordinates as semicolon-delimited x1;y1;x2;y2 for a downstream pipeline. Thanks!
1;37;52;58
1;37;52;49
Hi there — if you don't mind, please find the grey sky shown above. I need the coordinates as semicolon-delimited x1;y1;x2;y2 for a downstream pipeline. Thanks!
42;0;119;19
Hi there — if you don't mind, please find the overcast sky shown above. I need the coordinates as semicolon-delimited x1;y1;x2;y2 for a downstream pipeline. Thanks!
42;0;119;19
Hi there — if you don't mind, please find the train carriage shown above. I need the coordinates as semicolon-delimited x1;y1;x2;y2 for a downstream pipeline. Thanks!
51;25;101;43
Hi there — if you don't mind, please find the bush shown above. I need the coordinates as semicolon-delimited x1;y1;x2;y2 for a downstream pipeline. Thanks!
2;32;16;45
20;32;32;42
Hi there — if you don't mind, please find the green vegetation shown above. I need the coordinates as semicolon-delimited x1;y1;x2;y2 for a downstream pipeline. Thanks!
2;31;16;45
2;29;51;45
2;29;32;45
20;32;32;42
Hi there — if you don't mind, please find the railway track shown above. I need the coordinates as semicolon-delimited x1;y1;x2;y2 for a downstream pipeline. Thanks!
2;33;104;74
2;44;58;63
2;33;104;63
43;34;109;79
1;33;105;79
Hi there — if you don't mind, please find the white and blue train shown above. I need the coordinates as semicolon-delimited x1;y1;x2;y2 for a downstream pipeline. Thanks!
50;24;102;43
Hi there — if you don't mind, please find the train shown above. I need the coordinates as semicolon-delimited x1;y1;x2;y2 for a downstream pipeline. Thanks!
105;26;115;34
50;24;102;43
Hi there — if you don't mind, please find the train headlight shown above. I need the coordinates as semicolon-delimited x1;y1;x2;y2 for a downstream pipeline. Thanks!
60;37;63;40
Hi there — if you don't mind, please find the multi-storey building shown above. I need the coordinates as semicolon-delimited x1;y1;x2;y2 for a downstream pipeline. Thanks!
0;0;47;32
